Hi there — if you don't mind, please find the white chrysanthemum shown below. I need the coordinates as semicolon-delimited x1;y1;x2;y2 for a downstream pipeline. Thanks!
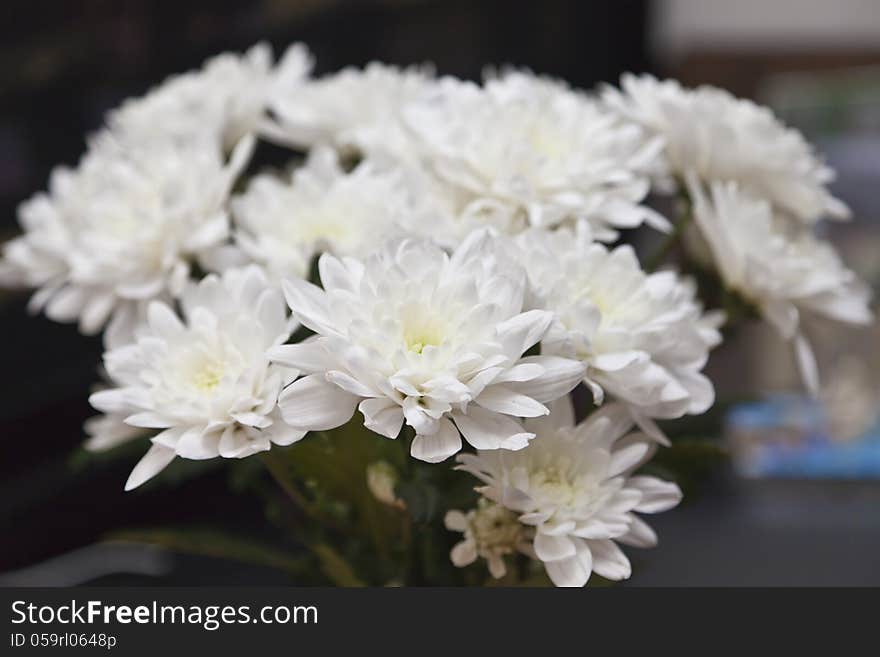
688;177;872;393
88;266;303;490
515;226;721;441
269;231;585;463
231;147;438;280
602;74;849;222
444;498;533;579
111;42;312;150
265;62;433;161
456;398;682;587
0;135;253;338
402;72;667;240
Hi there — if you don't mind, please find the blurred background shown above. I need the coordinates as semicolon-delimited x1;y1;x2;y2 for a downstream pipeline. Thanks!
0;0;878;586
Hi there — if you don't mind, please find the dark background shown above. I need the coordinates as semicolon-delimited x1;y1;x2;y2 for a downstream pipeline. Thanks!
1;0;878;586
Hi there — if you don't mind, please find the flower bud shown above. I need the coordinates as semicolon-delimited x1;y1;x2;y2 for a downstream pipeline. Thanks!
366;461;406;510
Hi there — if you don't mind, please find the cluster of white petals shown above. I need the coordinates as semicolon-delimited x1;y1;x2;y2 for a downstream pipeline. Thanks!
603;74;872;392
89;266;302;490
688;178;872;392
0;135;253;341
444;499;533;579
602;73;849;223
515;226;722;440
229;146;441;281
0;43;317;343
403;72;667;240
265;62;433;162
269;232;585;463
457;398;682;586
111;42;312;150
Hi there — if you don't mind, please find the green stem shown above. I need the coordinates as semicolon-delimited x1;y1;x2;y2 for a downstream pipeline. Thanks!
395;425;420;584
260;451;313;510
259;450;351;536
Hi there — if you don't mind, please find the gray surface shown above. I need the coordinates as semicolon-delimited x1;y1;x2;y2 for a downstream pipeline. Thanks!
627;478;880;586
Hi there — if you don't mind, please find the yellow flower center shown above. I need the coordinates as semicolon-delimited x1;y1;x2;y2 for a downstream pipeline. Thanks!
192;361;225;392
527;121;568;160
403;319;446;354
531;464;579;505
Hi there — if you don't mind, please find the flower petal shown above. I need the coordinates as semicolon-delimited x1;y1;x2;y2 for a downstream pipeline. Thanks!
544;552;591;588
608;440;652;478
591;350;644;372
89;389;133;414
493;362;545;383
281;276;339;336
359;398;404;439
125;443;176;491
124;412;173;429
487;556;507;579
453;406;534;451
410;417;462;463
495;309;553;358
506;355;585;403
278;373;359;430
326;370;377;397
318;254;362;294
475;385;548;417
534;533;576;562
629;476;683;513
761;299;799;340
267;340;332;373
524;395;576;435
175;427;221;460
587;539;631;581
230;412;273;429
147;301;184;339
794;332;819;397
450;540;477;567
444;510;468;532
617;515;657;548
80;292;116;335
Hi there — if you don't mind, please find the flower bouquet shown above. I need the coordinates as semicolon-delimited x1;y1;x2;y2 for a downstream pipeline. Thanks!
1;43;871;587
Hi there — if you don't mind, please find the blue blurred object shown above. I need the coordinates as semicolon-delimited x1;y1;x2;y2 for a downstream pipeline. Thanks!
727;394;880;479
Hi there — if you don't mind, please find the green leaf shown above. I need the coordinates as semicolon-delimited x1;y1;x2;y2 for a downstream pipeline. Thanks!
105;527;307;576
263;422;409;581
311;543;365;587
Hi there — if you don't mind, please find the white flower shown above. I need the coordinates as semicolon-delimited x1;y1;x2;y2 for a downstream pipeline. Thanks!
265;62;433;162
231;147;436;280
688;177;872;393
269;231;585;463
110;42;312;151
0;134;253;337
402;71;667;240
515;226;721;441
602;74;849;223
88;266;303;490
457;398;682;587
444;498;533;579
